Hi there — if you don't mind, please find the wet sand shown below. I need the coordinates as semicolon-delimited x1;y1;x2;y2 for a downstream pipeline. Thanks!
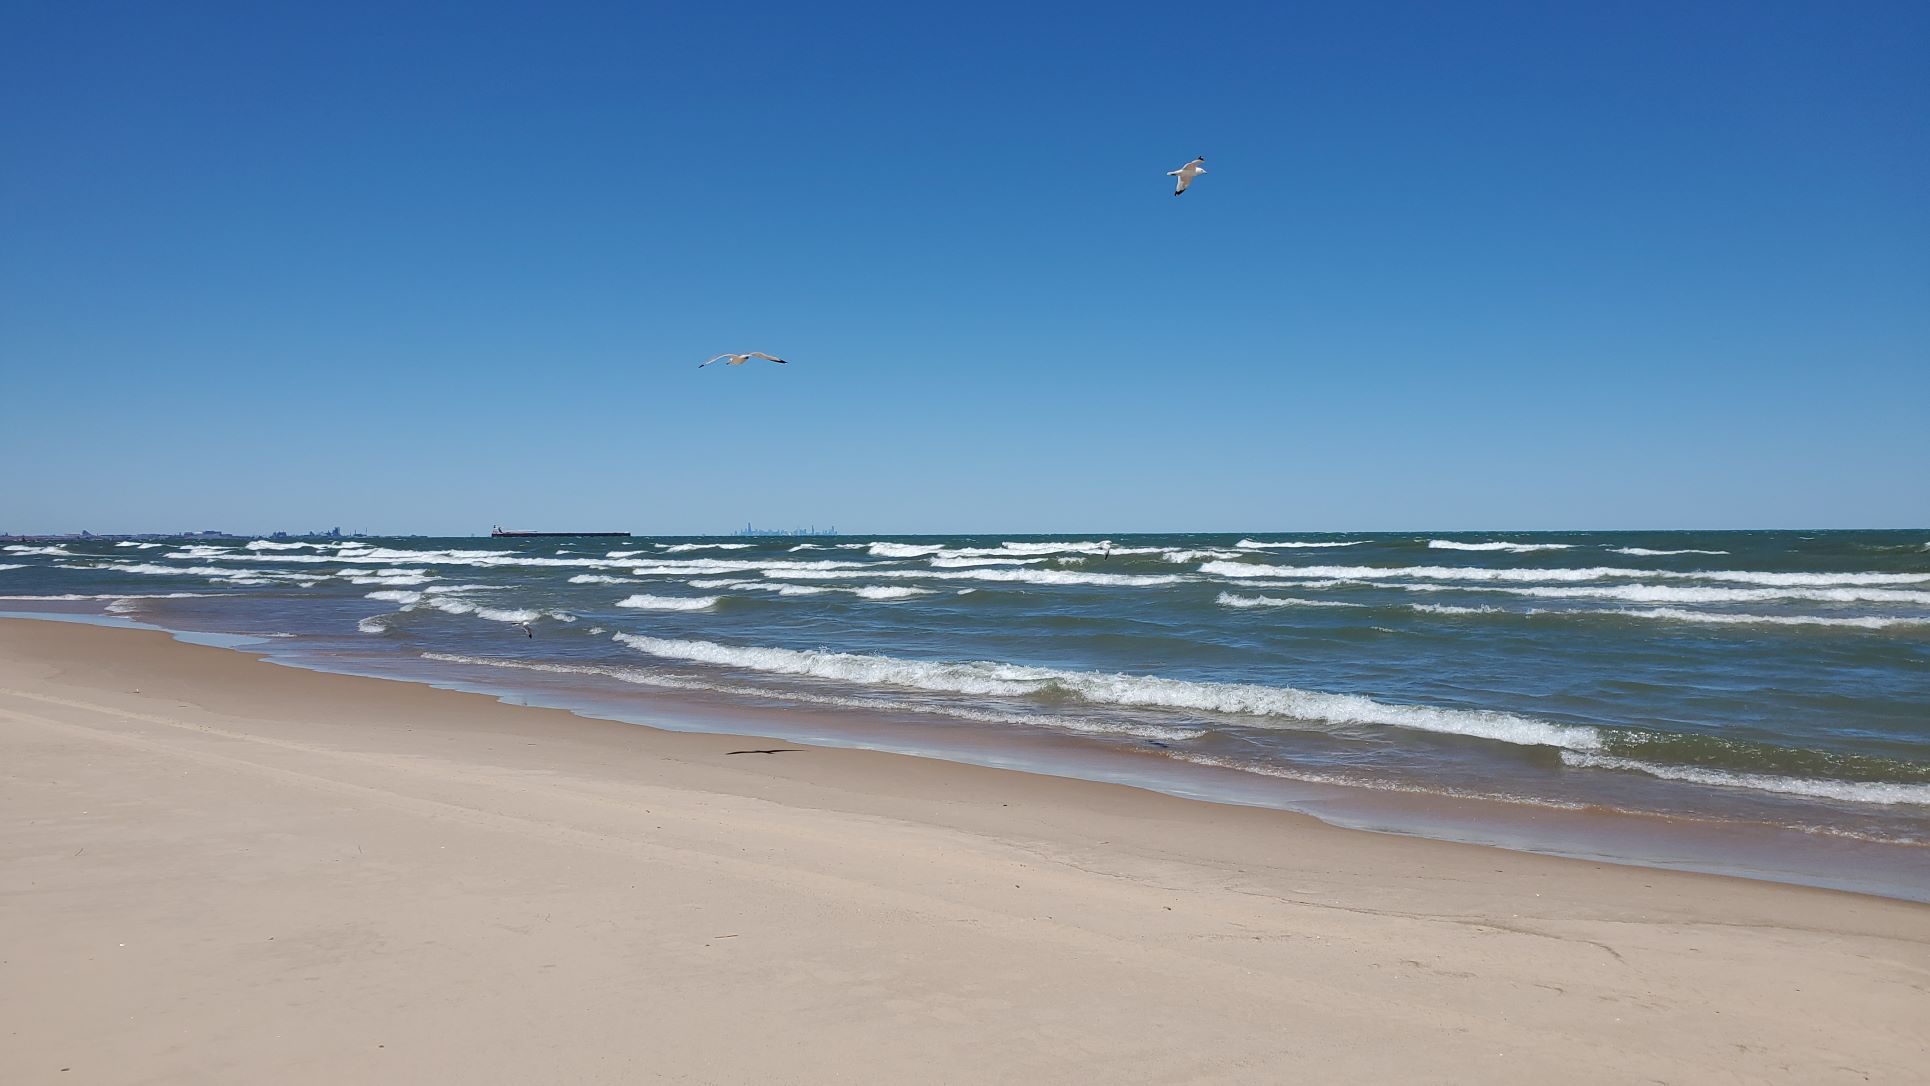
1;619;1925;1083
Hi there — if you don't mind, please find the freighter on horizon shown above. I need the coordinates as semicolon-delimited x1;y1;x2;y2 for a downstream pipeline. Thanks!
490;526;631;538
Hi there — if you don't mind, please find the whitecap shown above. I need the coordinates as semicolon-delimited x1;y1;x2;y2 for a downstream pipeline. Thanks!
928;556;1049;568
421;653;1203;743
780;567;1185;588
1427;540;1575;552
1561;752;1930;806
568;574;639;585
615;594;720;611
416;597;561;624
1607;608;1929;630
610;634;1599;750
1236;539;1365;549
852;586;935;600
1198;560;1930;588
365;589;424;604
1412;603;1505;615
1217;592;1365;609
1608;547;1731;557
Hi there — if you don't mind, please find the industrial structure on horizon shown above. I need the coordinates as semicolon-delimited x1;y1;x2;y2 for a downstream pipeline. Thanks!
733;522;839;538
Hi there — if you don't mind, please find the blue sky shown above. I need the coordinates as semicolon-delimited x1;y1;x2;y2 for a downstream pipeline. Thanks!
3;1;1925;535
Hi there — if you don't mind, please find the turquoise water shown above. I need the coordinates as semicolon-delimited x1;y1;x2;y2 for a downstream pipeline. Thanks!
5;530;1926;891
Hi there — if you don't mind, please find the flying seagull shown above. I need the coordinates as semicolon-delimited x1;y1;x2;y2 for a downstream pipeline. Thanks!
699;352;788;368
1167;156;1207;196
514;622;533;638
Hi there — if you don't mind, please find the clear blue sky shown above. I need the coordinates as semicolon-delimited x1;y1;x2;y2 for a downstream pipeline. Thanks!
3;1;1925;535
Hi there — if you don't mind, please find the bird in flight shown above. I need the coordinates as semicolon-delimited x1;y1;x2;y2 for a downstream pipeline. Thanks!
699;352;788;368
514;623;533;638
1167;156;1207;196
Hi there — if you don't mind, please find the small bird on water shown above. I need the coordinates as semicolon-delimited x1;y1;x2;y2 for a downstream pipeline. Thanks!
699;352;788;368
1167;156;1207;196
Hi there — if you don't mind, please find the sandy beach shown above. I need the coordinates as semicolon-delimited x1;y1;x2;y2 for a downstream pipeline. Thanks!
1;618;1924;1083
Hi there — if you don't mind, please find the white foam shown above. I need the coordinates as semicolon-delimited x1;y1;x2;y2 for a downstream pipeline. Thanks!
657;543;755;552
868;542;943;558
416;597;556;624
611;634;1600;750
245;540;323;551
779;567;1185;588
365;589;424;604
928;556;1049;568
625;558;872;577
1217;592;1366;610
115;541;164;549
1562;752;1930;806
420;653;1203;743
1470;583;1930;606
616;594;720;611
1412;603;1505;615
853;586;935;600
1608;608;1930;630
0;564;23;572
568;574;639;585
0;592;217;602
1427;540;1574;552
357;616;391;634
1236;539;1365;549
89;561;318;585
606;550;646;558
3;545;75;556
731;582;829;595
1160;549;1243;563
1608;547;1730;557
1198;560;1930;588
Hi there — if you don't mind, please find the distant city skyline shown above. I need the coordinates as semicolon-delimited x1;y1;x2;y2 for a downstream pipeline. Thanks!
3;3;1925;533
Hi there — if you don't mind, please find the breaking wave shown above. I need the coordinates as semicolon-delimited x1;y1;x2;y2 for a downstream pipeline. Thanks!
1609;547;1731;557
1563;753;1930;806
616;594;720;611
1428;540;1574;552
1217;592;1366;609
1607;608;1930;630
419;653;1203;742
1236;539;1365;549
610;634;1598;750
1198;560;1930;588
780;567;1185;588
1412;603;1505;615
364;589;424;604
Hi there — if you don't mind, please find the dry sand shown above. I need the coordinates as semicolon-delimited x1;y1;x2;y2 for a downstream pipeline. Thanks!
1;618;1925;1083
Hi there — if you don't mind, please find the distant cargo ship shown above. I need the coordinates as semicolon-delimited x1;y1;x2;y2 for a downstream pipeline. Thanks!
490;526;631;538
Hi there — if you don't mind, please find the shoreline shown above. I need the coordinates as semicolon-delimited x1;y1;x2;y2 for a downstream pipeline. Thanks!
2;618;1927;1081
7;605;1925;903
